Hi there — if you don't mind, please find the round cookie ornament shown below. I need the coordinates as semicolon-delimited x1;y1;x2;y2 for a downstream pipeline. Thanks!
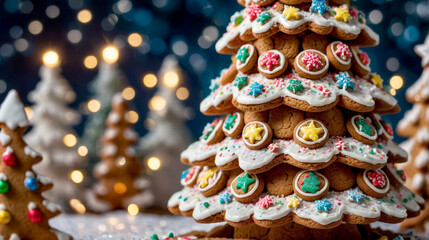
198;166;228;197
356;169;390;198
294;49;329;80
326;41;352;71
383;163;406;188
346;115;377;145
231;172;264;203
242;121;273;150
223;112;245;138
351;47;371;79
293;119;329;149
236;44;258;73
293;170;329;201
257;50;287;78
200;119;225;145
180;166;202;187
371;114;394;141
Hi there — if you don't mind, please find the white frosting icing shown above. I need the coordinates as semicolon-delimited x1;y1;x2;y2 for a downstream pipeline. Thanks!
192;193;224;220
257;50;286;74
294;170;329;197
199;79;234;112
295;50;329;76
0;90;29;130
0;173;7;181
253;195;291;220
0;130;11;146
181;166;201;186
225;199;254;222
351;115;377;141
231;173;259;199
363;169;390;194
24;146;41;158
295;120;328;145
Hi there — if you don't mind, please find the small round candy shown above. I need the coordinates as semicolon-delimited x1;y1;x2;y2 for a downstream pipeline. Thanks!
28;209;43;223
24;177;38;191
0;180;9;194
0;210;11;224
2;154;16;166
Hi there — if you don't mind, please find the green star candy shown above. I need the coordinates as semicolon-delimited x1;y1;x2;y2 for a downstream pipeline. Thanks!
256;11;271;24
234;14;244;26
224;114;237;130
301;171;321;194
356;118;375;136
234;76;248;89
235;173;255;193
287;79;304;93
236;47;249;63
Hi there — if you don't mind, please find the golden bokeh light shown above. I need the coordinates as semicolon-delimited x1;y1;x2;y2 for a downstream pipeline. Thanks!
24;107;33;121
88;99;101;113
143;74;157;88
390;88;396;96
78;146;88;157
390;75;403;90
28;20;43;35
70;170;84;184
163;71;179;88
77;9;92;23
147;157;161;171
149;96;166;111
114;182;127;194
127;33;143;47
122;87;135;100
84;55;98;69
102;46;119;64
127;204;140;216
125;111;139;123
70;199;86;214
176;87;189;100
43;50;59;67
63;134;77;147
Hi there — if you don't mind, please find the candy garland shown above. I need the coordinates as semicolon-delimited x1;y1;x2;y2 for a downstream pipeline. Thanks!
168;185;422;227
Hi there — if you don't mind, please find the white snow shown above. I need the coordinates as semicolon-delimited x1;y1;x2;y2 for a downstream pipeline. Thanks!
3;146;13;155
0;130;11;146
397;104;422;130
43;200;62;213
27;202;37;210
94;162;109;175
416;126;429;143
0;90;29;130
0;204;5;210
407;69;429;101
415;149;429;169
24;146;41;158
0;173;7;181
37;174;52;185
107;113;120;124
102;144;117;156
412;173;424;190
9;234;20;240
124;128;138;140
112;93;124;104
104;128;118;139
85;189;112;212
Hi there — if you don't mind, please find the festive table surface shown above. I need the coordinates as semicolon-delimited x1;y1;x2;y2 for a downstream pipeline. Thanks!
50;211;222;240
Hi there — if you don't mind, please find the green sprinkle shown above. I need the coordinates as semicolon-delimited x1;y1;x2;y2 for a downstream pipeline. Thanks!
150;234;159;240
203;202;210;208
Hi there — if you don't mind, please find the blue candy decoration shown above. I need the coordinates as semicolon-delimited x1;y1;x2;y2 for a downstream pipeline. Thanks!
336;72;355;91
219;191;233;204
310;0;329;15
347;188;364;204
209;79;219;93
24;177;38;191
315;199;332;213
181;168;190;180
248;82;264;96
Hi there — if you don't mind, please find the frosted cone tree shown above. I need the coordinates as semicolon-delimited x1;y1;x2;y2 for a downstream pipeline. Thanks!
25;51;85;212
397;34;429;232
81;46;127;178
139;55;191;207
167;0;424;238
86;94;153;212
0;90;70;240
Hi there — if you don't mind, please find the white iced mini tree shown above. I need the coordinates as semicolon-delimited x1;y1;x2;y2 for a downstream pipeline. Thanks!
139;55;191;207
25;62;85;212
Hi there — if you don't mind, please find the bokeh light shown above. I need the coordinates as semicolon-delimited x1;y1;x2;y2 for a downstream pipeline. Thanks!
122;87;135;100
390;75;404;89
84;55;98;69
63;134;77;147
77;146;88;157
127;33;143;47
127;204;139;216
77;9;92;23
143;73;157;88
70;170;84;184
176;87;189;100
163;71;179;88
149;96;166;111
147;157;161;171
69;199;86;214
125;110;139;123
43;51;59;67
28;20;43;35
114;182;127;194
102;46;119;64
87;99;101;113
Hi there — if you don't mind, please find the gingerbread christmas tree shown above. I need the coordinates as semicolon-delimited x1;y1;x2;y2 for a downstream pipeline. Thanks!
397;34;429;232
0;90;70;239
86;93;152;212
168;0;424;237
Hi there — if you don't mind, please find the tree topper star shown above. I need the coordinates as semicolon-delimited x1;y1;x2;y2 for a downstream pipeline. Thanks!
415;33;429;67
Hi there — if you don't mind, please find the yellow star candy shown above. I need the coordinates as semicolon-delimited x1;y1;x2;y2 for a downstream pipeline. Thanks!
283;7;300;20
287;196;301;209
300;121;323;141
335;8;351;23
243;124;264;144
200;167;218;188
371;73;384;89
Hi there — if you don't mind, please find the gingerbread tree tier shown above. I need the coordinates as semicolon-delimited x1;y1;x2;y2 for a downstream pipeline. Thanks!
86;93;152;212
0;90;70;239
397;33;429;232
168;0;424;232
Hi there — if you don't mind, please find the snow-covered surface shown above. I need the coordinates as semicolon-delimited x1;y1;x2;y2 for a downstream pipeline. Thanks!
0;90;29;130
371;222;429;240
50;212;222;240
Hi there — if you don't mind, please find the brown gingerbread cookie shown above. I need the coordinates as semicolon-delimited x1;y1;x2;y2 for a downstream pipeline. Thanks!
223;112;245;138
242;121;273;150
294;49;329;79
356;169;390;198
370;114;394;141
236;44;258;73
200;119;226;145
257;50;287;78
326;41;352;71
231;172;264;203
274;34;300;67
220;60;238;85
383;163;407;188
264;164;300;196
254;37;274;55
268;105;305;139
319;163;355;191
305;107;346;136
302;33;329;53
198;167;228;197
244;110;268;124
351;47;371;79
346;115;378;145
293;170;329;201
293;119;329;149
